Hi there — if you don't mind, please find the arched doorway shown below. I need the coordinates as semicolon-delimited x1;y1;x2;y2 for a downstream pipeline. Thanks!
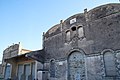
68;51;85;80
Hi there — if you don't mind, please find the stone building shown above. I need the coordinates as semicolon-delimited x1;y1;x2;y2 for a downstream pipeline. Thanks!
2;3;120;80
27;3;120;80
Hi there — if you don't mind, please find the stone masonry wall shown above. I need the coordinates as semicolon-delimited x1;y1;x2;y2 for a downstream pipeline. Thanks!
43;3;120;80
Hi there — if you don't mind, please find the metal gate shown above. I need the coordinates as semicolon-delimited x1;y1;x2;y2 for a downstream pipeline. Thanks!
68;51;85;80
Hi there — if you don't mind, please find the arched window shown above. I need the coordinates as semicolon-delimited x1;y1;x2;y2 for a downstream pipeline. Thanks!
50;59;55;77
66;30;70;41
78;26;84;38
103;50;117;76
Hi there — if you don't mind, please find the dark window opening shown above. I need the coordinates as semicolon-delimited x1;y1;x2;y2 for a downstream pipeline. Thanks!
71;27;76;31
50;60;55;77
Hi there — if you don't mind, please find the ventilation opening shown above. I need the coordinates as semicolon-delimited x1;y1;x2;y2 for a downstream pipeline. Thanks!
71;27;76;31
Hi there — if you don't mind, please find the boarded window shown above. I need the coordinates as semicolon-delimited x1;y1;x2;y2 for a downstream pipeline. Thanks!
68;51;85;80
31;63;35;80
50;60;55;77
24;64;30;80
66;30;70;41
17;64;23;80
5;64;11;80
104;51;117;76
78;26;84;38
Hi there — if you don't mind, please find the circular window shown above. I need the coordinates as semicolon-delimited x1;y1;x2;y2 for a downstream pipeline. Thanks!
71;27;76;31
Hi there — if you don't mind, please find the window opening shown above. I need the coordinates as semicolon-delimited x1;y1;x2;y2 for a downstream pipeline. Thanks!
66;30;70;41
50;60;55;77
71;26;76;31
103;51;117;76
78;26;84;38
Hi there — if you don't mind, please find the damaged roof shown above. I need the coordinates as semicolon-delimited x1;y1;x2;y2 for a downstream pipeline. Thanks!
26;50;45;63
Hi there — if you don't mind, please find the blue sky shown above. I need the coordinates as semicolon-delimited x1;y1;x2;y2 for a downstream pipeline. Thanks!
0;0;119;62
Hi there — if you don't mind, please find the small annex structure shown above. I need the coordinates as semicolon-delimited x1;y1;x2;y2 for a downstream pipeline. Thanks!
1;42;39;80
2;3;120;80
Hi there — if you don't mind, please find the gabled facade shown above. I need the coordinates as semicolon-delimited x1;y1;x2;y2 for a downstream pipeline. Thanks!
28;3;120;80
